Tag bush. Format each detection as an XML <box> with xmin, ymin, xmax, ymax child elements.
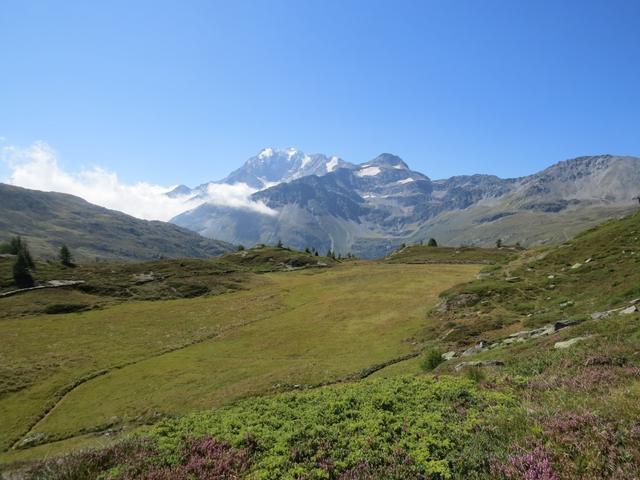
<box><xmin>420</xmin><ymin>349</ymin><xmax>444</xmax><ymax>371</ymax></box>
<box><xmin>44</xmin><ymin>304</ymin><xmax>90</xmax><ymax>315</ymax></box>
<box><xmin>145</xmin><ymin>376</ymin><xmax>504</xmax><ymax>479</ymax></box>
<box><xmin>465</xmin><ymin>367</ymin><xmax>486</xmax><ymax>383</ymax></box>
<box><xmin>427</xmin><ymin>238</ymin><xmax>438</xmax><ymax>247</ymax></box>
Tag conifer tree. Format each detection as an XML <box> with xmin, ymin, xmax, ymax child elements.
<box><xmin>59</xmin><ymin>244</ymin><xmax>73</xmax><ymax>266</ymax></box>
<box><xmin>13</xmin><ymin>250</ymin><xmax>34</xmax><ymax>288</ymax></box>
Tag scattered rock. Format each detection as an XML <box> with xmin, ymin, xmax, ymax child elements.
<box><xmin>131</xmin><ymin>272</ymin><xmax>155</xmax><ymax>284</ymax></box>
<box><xmin>559</xmin><ymin>301</ymin><xmax>574</xmax><ymax>309</ymax></box>
<box><xmin>554</xmin><ymin>336</ymin><xmax>589</xmax><ymax>349</ymax></box>
<box><xmin>18</xmin><ymin>432</ymin><xmax>45</xmax><ymax>448</ymax></box>
<box><xmin>461</xmin><ymin>340</ymin><xmax>490</xmax><ymax>357</ymax></box>
<box><xmin>570</xmin><ymin>263</ymin><xmax>582</xmax><ymax>269</ymax></box>
<box><xmin>585</xmin><ymin>257</ymin><xmax>593</xmax><ymax>263</ymax></box>
<box><xmin>505</xmin><ymin>276</ymin><xmax>521</xmax><ymax>282</ymax></box>
<box><xmin>620</xmin><ymin>305</ymin><xmax>638</xmax><ymax>315</ymax></box>
<box><xmin>584</xmin><ymin>355</ymin><xmax>626</xmax><ymax>367</ymax></box>
<box><xmin>451</xmin><ymin>293</ymin><xmax>481</xmax><ymax>308</ymax></box>
<box><xmin>547</xmin><ymin>274</ymin><xmax>555</xmax><ymax>279</ymax></box>
<box><xmin>455</xmin><ymin>360</ymin><xmax>504</xmax><ymax>372</ymax></box>
<box><xmin>553</xmin><ymin>319</ymin><xmax>580</xmax><ymax>330</ymax></box>
<box><xmin>441</xmin><ymin>351</ymin><xmax>457</xmax><ymax>361</ymax></box>
<box><xmin>46</xmin><ymin>279</ymin><xmax>85</xmax><ymax>287</ymax></box>
<box><xmin>630</xmin><ymin>298</ymin><xmax>640</xmax><ymax>305</ymax></box>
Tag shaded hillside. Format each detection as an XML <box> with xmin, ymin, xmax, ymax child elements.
<box><xmin>0</xmin><ymin>183</ymin><xmax>233</xmax><ymax>261</ymax></box>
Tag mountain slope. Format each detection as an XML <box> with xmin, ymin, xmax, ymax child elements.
<box><xmin>172</xmin><ymin>153</ymin><xmax>640</xmax><ymax>257</ymax></box>
<box><xmin>0</xmin><ymin>183</ymin><xmax>234</xmax><ymax>261</ymax></box>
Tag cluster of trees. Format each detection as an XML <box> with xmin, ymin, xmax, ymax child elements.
<box><xmin>400</xmin><ymin>238</ymin><xmax>438</xmax><ymax>251</ymax></box>
<box><xmin>0</xmin><ymin>237</ymin><xmax>74</xmax><ymax>288</ymax></box>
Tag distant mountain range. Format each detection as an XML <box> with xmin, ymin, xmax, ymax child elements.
<box><xmin>171</xmin><ymin>149</ymin><xmax>640</xmax><ymax>258</ymax></box>
<box><xmin>0</xmin><ymin>183</ymin><xmax>233</xmax><ymax>261</ymax></box>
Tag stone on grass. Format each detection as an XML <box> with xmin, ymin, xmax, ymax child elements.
<box><xmin>455</xmin><ymin>360</ymin><xmax>504</xmax><ymax>372</ymax></box>
<box><xmin>554</xmin><ymin>336</ymin><xmax>589</xmax><ymax>349</ymax></box>
<box><xmin>441</xmin><ymin>351</ymin><xmax>456</xmax><ymax>361</ymax></box>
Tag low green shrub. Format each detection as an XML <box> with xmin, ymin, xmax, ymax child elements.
<box><xmin>420</xmin><ymin>349</ymin><xmax>444</xmax><ymax>371</ymax></box>
<box><xmin>44</xmin><ymin>303</ymin><xmax>90</xmax><ymax>315</ymax></box>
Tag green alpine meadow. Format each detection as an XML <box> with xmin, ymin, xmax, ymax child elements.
<box><xmin>2</xmin><ymin>1</ymin><xmax>640</xmax><ymax>478</ymax></box>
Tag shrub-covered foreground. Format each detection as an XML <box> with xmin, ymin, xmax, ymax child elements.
<box><xmin>25</xmin><ymin>376</ymin><xmax>517</xmax><ymax>479</ymax></box>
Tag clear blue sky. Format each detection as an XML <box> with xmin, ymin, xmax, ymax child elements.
<box><xmin>1</xmin><ymin>0</ymin><xmax>639</xmax><ymax>186</ymax></box>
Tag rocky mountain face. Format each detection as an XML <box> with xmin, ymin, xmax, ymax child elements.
<box><xmin>0</xmin><ymin>183</ymin><xmax>234</xmax><ymax>261</ymax></box>
<box><xmin>171</xmin><ymin>151</ymin><xmax>640</xmax><ymax>258</ymax></box>
<box><xmin>168</xmin><ymin>148</ymin><xmax>352</xmax><ymax>199</ymax></box>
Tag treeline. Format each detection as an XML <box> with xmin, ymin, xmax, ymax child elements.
<box><xmin>1</xmin><ymin>236</ymin><xmax>75</xmax><ymax>288</ymax></box>
<box><xmin>237</xmin><ymin>240</ymin><xmax>358</xmax><ymax>261</ymax></box>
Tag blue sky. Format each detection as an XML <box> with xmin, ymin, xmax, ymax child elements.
<box><xmin>1</xmin><ymin>0</ymin><xmax>639</xmax><ymax>189</ymax></box>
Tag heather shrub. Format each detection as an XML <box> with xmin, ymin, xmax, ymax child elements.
<box><xmin>26</xmin><ymin>437</ymin><xmax>251</xmax><ymax>480</ymax></box>
<box><xmin>542</xmin><ymin>413</ymin><xmax>640</xmax><ymax>479</ymax></box>
<box><xmin>146</xmin><ymin>376</ymin><xmax>514</xmax><ymax>479</ymax></box>
<box><xmin>490</xmin><ymin>444</ymin><xmax>557</xmax><ymax>480</ymax></box>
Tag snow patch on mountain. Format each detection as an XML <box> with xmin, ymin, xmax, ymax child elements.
<box><xmin>396</xmin><ymin>177</ymin><xmax>415</xmax><ymax>184</ymax></box>
<box><xmin>258</xmin><ymin>148</ymin><xmax>274</xmax><ymax>159</ymax></box>
<box><xmin>356</xmin><ymin>166</ymin><xmax>381</xmax><ymax>177</ymax></box>
<box><xmin>301</xmin><ymin>154</ymin><xmax>312</xmax><ymax>169</ymax></box>
<box><xmin>326</xmin><ymin>156</ymin><xmax>339</xmax><ymax>172</ymax></box>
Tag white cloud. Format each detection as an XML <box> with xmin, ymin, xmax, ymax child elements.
<box><xmin>1</xmin><ymin>140</ymin><xmax>277</xmax><ymax>221</ymax></box>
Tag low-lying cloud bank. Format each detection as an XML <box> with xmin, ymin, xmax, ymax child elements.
<box><xmin>0</xmin><ymin>141</ymin><xmax>276</xmax><ymax>221</ymax></box>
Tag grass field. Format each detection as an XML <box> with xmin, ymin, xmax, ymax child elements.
<box><xmin>0</xmin><ymin>262</ymin><xmax>480</xmax><ymax>463</ymax></box>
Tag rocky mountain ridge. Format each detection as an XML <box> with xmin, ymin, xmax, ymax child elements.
<box><xmin>171</xmin><ymin>150</ymin><xmax>640</xmax><ymax>257</ymax></box>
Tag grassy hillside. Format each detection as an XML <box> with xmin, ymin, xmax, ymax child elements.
<box><xmin>385</xmin><ymin>244</ymin><xmax>517</xmax><ymax>265</ymax></box>
<box><xmin>0</xmin><ymin>183</ymin><xmax>233</xmax><ymax>261</ymax></box>
<box><xmin>0</xmin><ymin>246</ymin><xmax>336</xmax><ymax>318</ymax></box>
<box><xmin>2</xmin><ymin>211</ymin><xmax>640</xmax><ymax>478</ymax></box>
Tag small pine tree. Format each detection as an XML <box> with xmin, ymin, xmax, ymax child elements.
<box><xmin>59</xmin><ymin>244</ymin><xmax>73</xmax><ymax>266</ymax></box>
<box><xmin>13</xmin><ymin>250</ymin><xmax>34</xmax><ymax>288</ymax></box>
<box><xmin>276</xmin><ymin>239</ymin><xmax>284</xmax><ymax>248</ymax></box>
<box><xmin>9</xmin><ymin>236</ymin><xmax>23</xmax><ymax>254</ymax></box>
<box><xmin>427</xmin><ymin>238</ymin><xmax>438</xmax><ymax>247</ymax></box>
<box><xmin>496</xmin><ymin>239</ymin><xmax>502</xmax><ymax>248</ymax></box>
<box><xmin>9</xmin><ymin>236</ymin><xmax>35</xmax><ymax>269</ymax></box>
<box><xmin>314</xmin><ymin>251</ymin><xmax>319</xmax><ymax>257</ymax></box>
<box><xmin>237</xmin><ymin>244</ymin><xmax>245</xmax><ymax>251</ymax></box>
<box><xmin>304</xmin><ymin>247</ymin><xmax>311</xmax><ymax>254</ymax></box>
